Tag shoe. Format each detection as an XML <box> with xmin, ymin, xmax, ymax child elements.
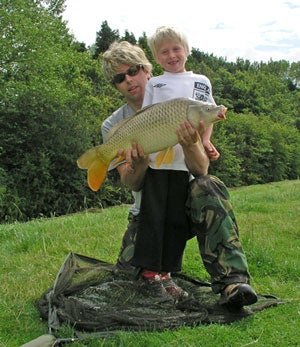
<box><xmin>159</xmin><ymin>273</ymin><xmax>189</xmax><ymax>300</ymax></box>
<box><xmin>136</xmin><ymin>276</ymin><xmax>173</xmax><ymax>303</ymax></box>
<box><xmin>162</xmin><ymin>278</ymin><xmax>189</xmax><ymax>300</ymax></box>
<box><xmin>219</xmin><ymin>283</ymin><xmax>258</xmax><ymax>309</ymax></box>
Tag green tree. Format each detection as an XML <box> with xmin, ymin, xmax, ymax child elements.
<box><xmin>121</xmin><ymin>30</ymin><xmax>137</xmax><ymax>44</ymax></box>
<box><xmin>93</xmin><ymin>20</ymin><xmax>119</xmax><ymax>59</ymax></box>
<box><xmin>0</xmin><ymin>0</ymin><xmax>106</xmax><ymax>221</ymax></box>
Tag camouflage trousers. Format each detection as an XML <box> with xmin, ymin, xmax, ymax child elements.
<box><xmin>116</xmin><ymin>175</ymin><xmax>251</xmax><ymax>293</ymax></box>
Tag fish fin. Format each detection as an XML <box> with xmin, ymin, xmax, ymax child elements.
<box><xmin>110</xmin><ymin>154</ymin><xmax>126</xmax><ymax>168</ymax></box>
<box><xmin>106</xmin><ymin>115</ymin><xmax>136</xmax><ymax>140</ymax></box>
<box><xmin>155</xmin><ymin>147</ymin><xmax>175</xmax><ymax>168</ymax></box>
<box><xmin>87</xmin><ymin>159</ymin><xmax>110</xmax><ymax>191</ymax></box>
<box><xmin>106</xmin><ymin>104</ymin><xmax>158</xmax><ymax>140</ymax></box>
<box><xmin>77</xmin><ymin>147</ymin><xmax>98</xmax><ymax>169</ymax></box>
<box><xmin>77</xmin><ymin>146</ymin><xmax>110</xmax><ymax>191</ymax></box>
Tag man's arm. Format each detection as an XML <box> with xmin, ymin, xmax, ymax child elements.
<box><xmin>177</xmin><ymin>120</ymin><xmax>210</xmax><ymax>176</ymax></box>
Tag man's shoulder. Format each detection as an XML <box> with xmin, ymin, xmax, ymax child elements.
<box><xmin>103</xmin><ymin>104</ymin><xmax>133</xmax><ymax>127</ymax></box>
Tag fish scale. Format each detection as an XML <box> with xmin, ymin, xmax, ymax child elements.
<box><xmin>77</xmin><ymin>98</ymin><xmax>227</xmax><ymax>191</ymax></box>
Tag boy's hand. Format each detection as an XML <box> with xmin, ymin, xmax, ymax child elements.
<box><xmin>202</xmin><ymin>140</ymin><xmax>220</xmax><ymax>161</ymax></box>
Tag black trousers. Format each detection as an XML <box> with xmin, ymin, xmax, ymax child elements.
<box><xmin>132</xmin><ymin>168</ymin><xmax>190</xmax><ymax>272</ymax></box>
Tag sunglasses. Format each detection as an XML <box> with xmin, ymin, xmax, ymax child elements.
<box><xmin>112</xmin><ymin>65</ymin><xmax>144</xmax><ymax>84</ymax></box>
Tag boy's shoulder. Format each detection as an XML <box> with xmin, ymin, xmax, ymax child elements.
<box><xmin>150</xmin><ymin>71</ymin><xmax>210</xmax><ymax>80</ymax></box>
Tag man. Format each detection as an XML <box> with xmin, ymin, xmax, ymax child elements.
<box><xmin>101</xmin><ymin>41</ymin><xmax>257</xmax><ymax>309</ymax></box>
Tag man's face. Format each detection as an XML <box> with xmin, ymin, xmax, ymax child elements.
<box><xmin>114</xmin><ymin>64</ymin><xmax>150</xmax><ymax>109</ymax></box>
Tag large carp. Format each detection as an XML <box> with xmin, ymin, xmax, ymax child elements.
<box><xmin>77</xmin><ymin>97</ymin><xmax>227</xmax><ymax>191</ymax></box>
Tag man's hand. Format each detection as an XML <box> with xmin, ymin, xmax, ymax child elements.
<box><xmin>177</xmin><ymin>120</ymin><xmax>202</xmax><ymax>147</ymax></box>
<box><xmin>118</xmin><ymin>143</ymin><xmax>148</xmax><ymax>173</ymax></box>
<box><xmin>176</xmin><ymin>120</ymin><xmax>209</xmax><ymax>176</ymax></box>
<box><xmin>181</xmin><ymin>120</ymin><xmax>220</xmax><ymax>161</ymax></box>
<box><xmin>117</xmin><ymin>143</ymin><xmax>149</xmax><ymax>191</ymax></box>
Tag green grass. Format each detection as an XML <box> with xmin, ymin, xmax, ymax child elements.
<box><xmin>0</xmin><ymin>180</ymin><xmax>299</xmax><ymax>346</ymax></box>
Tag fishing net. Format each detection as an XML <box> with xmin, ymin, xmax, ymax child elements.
<box><xmin>35</xmin><ymin>253</ymin><xmax>283</xmax><ymax>335</ymax></box>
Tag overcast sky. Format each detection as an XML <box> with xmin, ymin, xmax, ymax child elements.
<box><xmin>62</xmin><ymin>0</ymin><xmax>300</xmax><ymax>63</ymax></box>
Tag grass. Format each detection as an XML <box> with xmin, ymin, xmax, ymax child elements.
<box><xmin>0</xmin><ymin>180</ymin><xmax>299</xmax><ymax>346</ymax></box>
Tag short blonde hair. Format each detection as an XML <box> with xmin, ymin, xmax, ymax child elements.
<box><xmin>102</xmin><ymin>41</ymin><xmax>152</xmax><ymax>82</ymax></box>
<box><xmin>147</xmin><ymin>26</ymin><xmax>190</xmax><ymax>59</ymax></box>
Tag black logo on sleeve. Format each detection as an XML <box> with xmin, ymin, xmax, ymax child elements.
<box><xmin>193</xmin><ymin>82</ymin><xmax>210</xmax><ymax>101</ymax></box>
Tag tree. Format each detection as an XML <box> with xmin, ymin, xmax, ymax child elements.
<box><xmin>0</xmin><ymin>0</ymin><xmax>106</xmax><ymax>221</ymax></box>
<box><xmin>121</xmin><ymin>30</ymin><xmax>137</xmax><ymax>44</ymax></box>
<box><xmin>93</xmin><ymin>21</ymin><xmax>119</xmax><ymax>58</ymax></box>
<box><xmin>40</xmin><ymin>0</ymin><xmax>66</xmax><ymax>16</ymax></box>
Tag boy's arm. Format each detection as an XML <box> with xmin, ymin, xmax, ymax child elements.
<box><xmin>201</xmin><ymin>124</ymin><xmax>220</xmax><ymax>161</ymax></box>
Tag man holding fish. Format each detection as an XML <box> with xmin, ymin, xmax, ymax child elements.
<box><xmin>82</xmin><ymin>37</ymin><xmax>257</xmax><ymax>309</ymax></box>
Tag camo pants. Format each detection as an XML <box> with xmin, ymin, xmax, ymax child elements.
<box><xmin>116</xmin><ymin>175</ymin><xmax>251</xmax><ymax>293</ymax></box>
<box><xmin>116</xmin><ymin>213</ymin><xmax>140</xmax><ymax>276</ymax></box>
<box><xmin>186</xmin><ymin>175</ymin><xmax>250</xmax><ymax>293</ymax></box>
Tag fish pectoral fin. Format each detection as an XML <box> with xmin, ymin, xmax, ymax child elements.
<box><xmin>112</xmin><ymin>154</ymin><xmax>126</xmax><ymax>166</ymax></box>
<box><xmin>155</xmin><ymin>147</ymin><xmax>175</xmax><ymax>168</ymax></box>
<box><xmin>87</xmin><ymin>159</ymin><xmax>110</xmax><ymax>191</ymax></box>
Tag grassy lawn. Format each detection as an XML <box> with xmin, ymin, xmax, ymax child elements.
<box><xmin>0</xmin><ymin>180</ymin><xmax>299</xmax><ymax>346</ymax></box>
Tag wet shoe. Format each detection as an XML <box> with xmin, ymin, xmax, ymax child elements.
<box><xmin>136</xmin><ymin>277</ymin><xmax>173</xmax><ymax>303</ymax></box>
<box><xmin>162</xmin><ymin>278</ymin><xmax>189</xmax><ymax>300</ymax></box>
<box><xmin>219</xmin><ymin>283</ymin><xmax>258</xmax><ymax>309</ymax></box>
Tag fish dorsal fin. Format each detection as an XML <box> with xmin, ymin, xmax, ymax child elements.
<box><xmin>106</xmin><ymin>114</ymin><xmax>136</xmax><ymax>140</ymax></box>
<box><xmin>106</xmin><ymin>104</ymin><xmax>157</xmax><ymax>140</ymax></box>
<box><xmin>155</xmin><ymin>147</ymin><xmax>175</xmax><ymax>168</ymax></box>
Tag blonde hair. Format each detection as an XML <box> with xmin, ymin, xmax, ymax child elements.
<box><xmin>147</xmin><ymin>26</ymin><xmax>190</xmax><ymax>59</ymax></box>
<box><xmin>102</xmin><ymin>41</ymin><xmax>152</xmax><ymax>82</ymax></box>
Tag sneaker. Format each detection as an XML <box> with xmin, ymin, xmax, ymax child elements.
<box><xmin>162</xmin><ymin>278</ymin><xmax>189</xmax><ymax>299</ymax></box>
<box><xmin>219</xmin><ymin>283</ymin><xmax>258</xmax><ymax>309</ymax></box>
<box><xmin>141</xmin><ymin>270</ymin><xmax>162</xmax><ymax>281</ymax></box>
<box><xmin>136</xmin><ymin>276</ymin><xmax>173</xmax><ymax>303</ymax></box>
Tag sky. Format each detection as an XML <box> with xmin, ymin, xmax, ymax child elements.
<box><xmin>62</xmin><ymin>0</ymin><xmax>300</xmax><ymax>63</ymax></box>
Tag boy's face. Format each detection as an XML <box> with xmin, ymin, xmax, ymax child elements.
<box><xmin>155</xmin><ymin>40</ymin><xmax>188</xmax><ymax>73</ymax></box>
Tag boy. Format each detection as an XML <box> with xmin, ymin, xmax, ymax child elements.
<box><xmin>132</xmin><ymin>26</ymin><xmax>219</xmax><ymax>283</ymax></box>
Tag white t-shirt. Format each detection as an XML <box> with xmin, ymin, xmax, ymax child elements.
<box><xmin>142</xmin><ymin>71</ymin><xmax>215</xmax><ymax>171</ymax></box>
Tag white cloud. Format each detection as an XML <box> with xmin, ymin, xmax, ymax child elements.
<box><xmin>62</xmin><ymin>0</ymin><xmax>300</xmax><ymax>63</ymax></box>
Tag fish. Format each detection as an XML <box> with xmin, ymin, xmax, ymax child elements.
<box><xmin>77</xmin><ymin>97</ymin><xmax>227</xmax><ymax>191</ymax></box>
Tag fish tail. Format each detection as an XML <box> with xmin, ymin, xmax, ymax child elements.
<box><xmin>77</xmin><ymin>147</ymin><xmax>110</xmax><ymax>191</ymax></box>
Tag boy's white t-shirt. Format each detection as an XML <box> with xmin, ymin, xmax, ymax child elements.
<box><xmin>142</xmin><ymin>71</ymin><xmax>215</xmax><ymax>171</ymax></box>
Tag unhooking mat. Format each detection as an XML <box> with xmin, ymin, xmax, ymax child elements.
<box><xmin>35</xmin><ymin>253</ymin><xmax>284</xmax><ymax>334</ymax></box>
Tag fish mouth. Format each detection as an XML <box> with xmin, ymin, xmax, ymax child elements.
<box><xmin>217</xmin><ymin>105</ymin><xmax>227</xmax><ymax>120</ymax></box>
